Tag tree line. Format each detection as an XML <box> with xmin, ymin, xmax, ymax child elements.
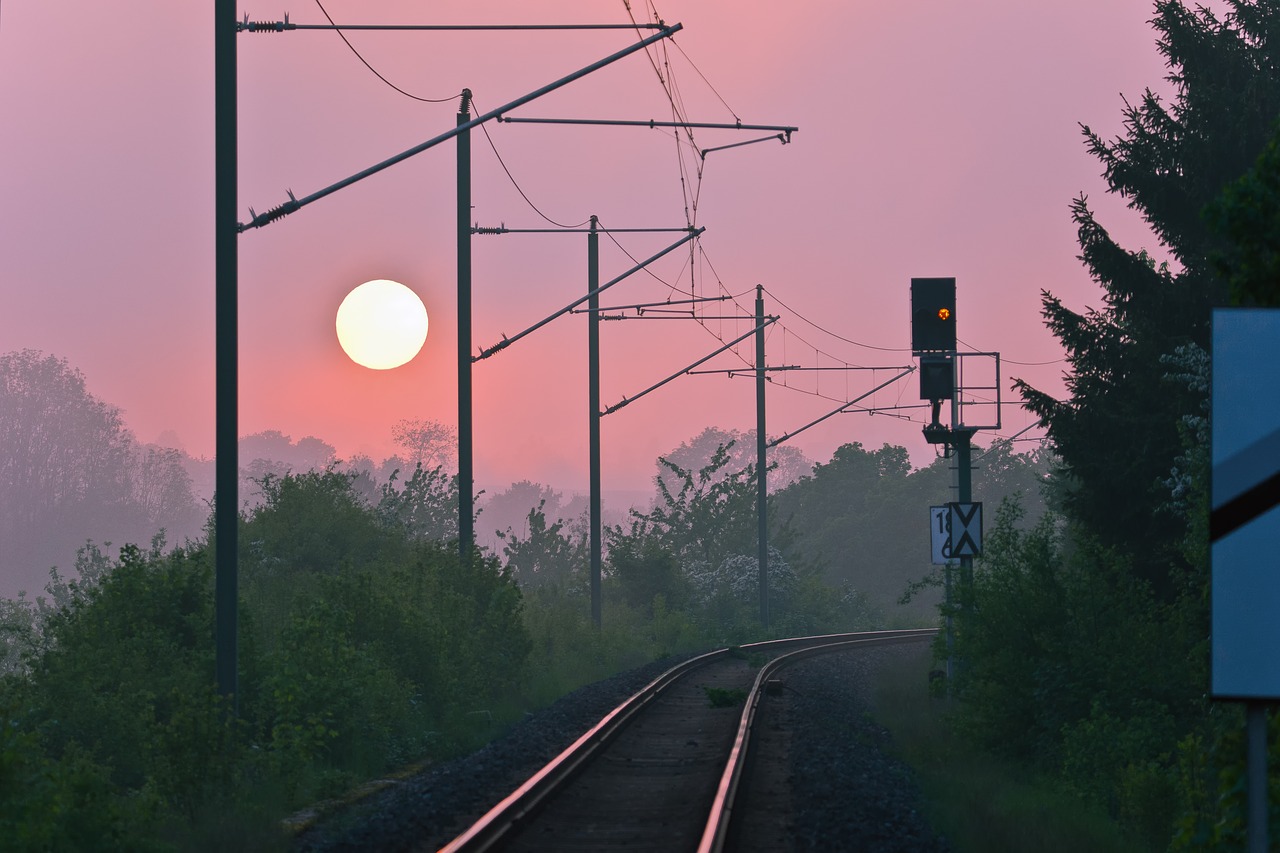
<box><xmin>0</xmin><ymin>351</ymin><xmax>1048</xmax><ymax>848</ymax></box>
<box><xmin>945</xmin><ymin>2</ymin><xmax>1280</xmax><ymax>848</ymax></box>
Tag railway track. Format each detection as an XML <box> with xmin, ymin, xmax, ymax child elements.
<box><xmin>438</xmin><ymin>628</ymin><xmax>936</xmax><ymax>853</ymax></box>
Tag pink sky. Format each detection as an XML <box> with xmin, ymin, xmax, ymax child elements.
<box><xmin>0</xmin><ymin>1</ymin><xmax>1178</xmax><ymax>494</ymax></box>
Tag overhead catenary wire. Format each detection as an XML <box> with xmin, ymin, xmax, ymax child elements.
<box><xmin>313</xmin><ymin>0</ymin><xmax>459</xmax><ymax>103</ymax></box>
<box><xmin>303</xmin><ymin>0</ymin><xmax>929</xmax><ymax>430</ymax></box>
<box><xmin>471</xmin><ymin>96</ymin><xmax>591</xmax><ymax>229</ymax></box>
<box><xmin>957</xmin><ymin>336</ymin><xmax>1064</xmax><ymax>366</ymax></box>
<box><xmin>249</xmin><ymin>2</ymin><xmax>948</xmax><ymax>443</ymax></box>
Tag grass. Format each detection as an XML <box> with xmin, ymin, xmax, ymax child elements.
<box><xmin>704</xmin><ymin>686</ymin><xmax>748</xmax><ymax>708</ymax></box>
<box><xmin>869</xmin><ymin>645</ymin><xmax>1151</xmax><ymax>853</ymax></box>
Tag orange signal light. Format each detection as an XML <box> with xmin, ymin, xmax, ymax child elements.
<box><xmin>937</xmin><ymin>307</ymin><xmax>952</xmax><ymax>321</ymax></box>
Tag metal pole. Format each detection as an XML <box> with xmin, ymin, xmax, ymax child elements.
<box><xmin>944</xmin><ymin>560</ymin><xmax>954</xmax><ymax>682</ymax></box>
<box><xmin>588</xmin><ymin>217</ymin><xmax>602</xmax><ymax>628</ymax></box>
<box><xmin>214</xmin><ymin>0</ymin><xmax>238</xmax><ymax>712</ymax></box>
<box><xmin>457</xmin><ymin>91</ymin><xmax>474</xmax><ymax>563</ymax></box>
<box><xmin>956</xmin><ymin>428</ymin><xmax>974</xmax><ymax>617</ymax></box>
<box><xmin>755</xmin><ymin>285</ymin><xmax>769</xmax><ymax>629</ymax></box>
<box><xmin>1248</xmin><ymin>702</ymin><xmax>1269</xmax><ymax>853</ymax></box>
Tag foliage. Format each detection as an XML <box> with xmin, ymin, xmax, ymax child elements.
<box><xmin>391</xmin><ymin>417</ymin><xmax>457</xmax><ymax>472</ymax></box>
<box><xmin>703</xmin><ymin>686</ymin><xmax>747</xmax><ymax>708</ymax></box>
<box><xmin>636</xmin><ymin>441</ymin><xmax>760</xmax><ymax>570</ymax></box>
<box><xmin>1015</xmin><ymin>0</ymin><xmax>1280</xmax><ymax>593</ymax></box>
<box><xmin>1207</xmin><ymin>119</ymin><xmax>1280</xmax><ymax>306</ymax></box>
<box><xmin>0</xmin><ymin>468</ymin><xmax>529</xmax><ymax>848</ymax></box>
<box><xmin>0</xmin><ymin>350</ymin><xmax>203</xmax><ymax>598</ymax></box>
<box><xmin>951</xmin><ymin>498</ymin><xmax>1197</xmax><ymax>847</ymax></box>
<box><xmin>773</xmin><ymin>440</ymin><xmax>1049</xmax><ymax>624</ymax></box>
<box><xmin>376</xmin><ymin>462</ymin><xmax>462</xmax><ymax>544</ymax></box>
<box><xmin>597</xmin><ymin>434</ymin><xmax>889</xmax><ymax>640</ymax></box>
<box><xmin>656</xmin><ymin>426</ymin><xmax>813</xmax><ymax>493</ymax></box>
<box><xmin>1168</xmin><ymin>707</ymin><xmax>1280</xmax><ymax>851</ymax></box>
<box><xmin>0</xmin><ymin>710</ymin><xmax>160</xmax><ymax>853</ymax></box>
<box><xmin>498</xmin><ymin>500</ymin><xmax>588</xmax><ymax>592</ymax></box>
<box><xmin>872</xmin><ymin>648</ymin><xmax>1146</xmax><ymax>853</ymax></box>
<box><xmin>946</xmin><ymin>4</ymin><xmax>1280</xmax><ymax>846</ymax></box>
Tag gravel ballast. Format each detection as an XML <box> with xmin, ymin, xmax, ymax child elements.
<box><xmin>294</xmin><ymin>642</ymin><xmax>946</xmax><ymax>852</ymax></box>
<box><xmin>780</xmin><ymin>643</ymin><xmax>950</xmax><ymax>852</ymax></box>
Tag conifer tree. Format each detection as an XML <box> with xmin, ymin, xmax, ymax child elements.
<box><xmin>1016</xmin><ymin>0</ymin><xmax>1280</xmax><ymax>592</ymax></box>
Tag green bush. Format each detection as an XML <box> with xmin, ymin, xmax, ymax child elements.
<box><xmin>0</xmin><ymin>469</ymin><xmax>534</xmax><ymax>848</ymax></box>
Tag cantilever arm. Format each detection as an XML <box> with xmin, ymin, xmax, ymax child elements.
<box><xmin>238</xmin><ymin>23</ymin><xmax>682</xmax><ymax>231</ymax></box>
<box><xmin>474</xmin><ymin>228</ymin><xmax>704</xmax><ymax>361</ymax></box>
<box><xmin>769</xmin><ymin>367</ymin><xmax>916</xmax><ymax>446</ymax></box>
<box><xmin>603</xmin><ymin>317</ymin><xmax>777</xmax><ymax>415</ymax></box>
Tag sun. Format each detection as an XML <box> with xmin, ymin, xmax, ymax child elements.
<box><xmin>336</xmin><ymin>279</ymin><xmax>429</xmax><ymax>370</ymax></box>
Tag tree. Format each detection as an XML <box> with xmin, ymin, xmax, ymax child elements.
<box><xmin>1207</xmin><ymin>121</ymin><xmax>1280</xmax><ymax>305</ymax></box>
<box><xmin>483</xmin><ymin>480</ymin><xmax>563</xmax><ymax>553</ymax></box>
<box><xmin>636</xmin><ymin>442</ymin><xmax>759</xmax><ymax>571</ymax></box>
<box><xmin>1015</xmin><ymin>0</ymin><xmax>1280</xmax><ymax>593</ymax></box>
<box><xmin>376</xmin><ymin>463</ymin><xmax>461</xmax><ymax>544</ymax></box>
<box><xmin>238</xmin><ymin>431</ymin><xmax>337</xmax><ymax>509</ymax></box>
<box><xmin>498</xmin><ymin>501</ymin><xmax>587</xmax><ymax>591</ymax></box>
<box><xmin>953</xmin><ymin>5</ymin><xmax>1280</xmax><ymax>842</ymax></box>
<box><xmin>0</xmin><ymin>351</ymin><xmax>202</xmax><ymax>597</ymax></box>
<box><xmin>771</xmin><ymin>441</ymin><xmax>1048</xmax><ymax>623</ymax></box>
<box><xmin>391</xmin><ymin>418</ymin><xmax>457</xmax><ymax>472</ymax></box>
<box><xmin>131</xmin><ymin>444</ymin><xmax>202</xmax><ymax>537</ymax></box>
<box><xmin>655</xmin><ymin>427</ymin><xmax>812</xmax><ymax>498</ymax></box>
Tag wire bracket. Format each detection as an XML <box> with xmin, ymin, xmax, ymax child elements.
<box><xmin>239</xmin><ymin>13</ymin><xmax>294</xmax><ymax>33</ymax></box>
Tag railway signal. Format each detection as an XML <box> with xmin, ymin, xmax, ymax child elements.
<box><xmin>910</xmin><ymin>277</ymin><xmax>956</xmax><ymax>354</ymax></box>
<box><xmin>912</xmin><ymin>276</ymin><xmax>998</xmax><ymax>688</ymax></box>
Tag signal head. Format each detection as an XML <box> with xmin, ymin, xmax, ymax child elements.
<box><xmin>910</xmin><ymin>277</ymin><xmax>957</xmax><ymax>353</ymax></box>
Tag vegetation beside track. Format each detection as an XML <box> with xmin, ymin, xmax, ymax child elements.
<box><xmin>871</xmin><ymin>645</ymin><xmax>1145</xmax><ymax>853</ymax></box>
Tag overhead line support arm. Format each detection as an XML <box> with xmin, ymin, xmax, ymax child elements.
<box><xmin>769</xmin><ymin>367</ymin><xmax>916</xmax><ymax>447</ymax></box>
<box><xmin>603</xmin><ymin>317</ymin><xmax>778</xmax><ymax>415</ymax></box>
<box><xmin>238</xmin><ymin>23</ymin><xmax>682</xmax><ymax>231</ymax></box>
<box><xmin>498</xmin><ymin>116</ymin><xmax>797</xmax><ymax>141</ymax></box>
<box><xmin>473</xmin><ymin>227</ymin><xmax>705</xmax><ymax>360</ymax></box>
<box><xmin>240</xmin><ymin>17</ymin><xmax>665</xmax><ymax>32</ymax></box>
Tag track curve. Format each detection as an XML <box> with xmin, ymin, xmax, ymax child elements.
<box><xmin>439</xmin><ymin>629</ymin><xmax>935</xmax><ymax>853</ymax></box>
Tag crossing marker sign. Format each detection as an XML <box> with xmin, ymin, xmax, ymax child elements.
<box><xmin>947</xmin><ymin>502</ymin><xmax>983</xmax><ymax>558</ymax></box>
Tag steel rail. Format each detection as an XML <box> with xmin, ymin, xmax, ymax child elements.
<box><xmin>698</xmin><ymin>628</ymin><xmax>938</xmax><ymax>853</ymax></box>
<box><xmin>438</xmin><ymin>628</ymin><xmax>936</xmax><ymax>853</ymax></box>
<box><xmin>437</xmin><ymin>645</ymin><xmax>731</xmax><ymax>852</ymax></box>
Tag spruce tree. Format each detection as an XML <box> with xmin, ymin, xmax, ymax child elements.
<box><xmin>1016</xmin><ymin>0</ymin><xmax>1280</xmax><ymax>594</ymax></box>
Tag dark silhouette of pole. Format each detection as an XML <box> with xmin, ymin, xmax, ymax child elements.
<box><xmin>955</xmin><ymin>426</ymin><xmax>975</xmax><ymax>615</ymax></box>
<box><xmin>457</xmin><ymin>90</ymin><xmax>474</xmax><ymax>562</ymax></box>
<box><xmin>214</xmin><ymin>0</ymin><xmax>238</xmax><ymax>712</ymax></box>
<box><xmin>470</xmin><ymin>222</ymin><xmax>695</xmax><ymax>630</ymax></box>
<box><xmin>588</xmin><ymin>217</ymin><xmax>602</xmax><ymax>628</ymax></box>
<box><xmin>755</xmin><ymin>285</ymin><xmax>769</xmax><ymax>629</ymax></box>
<box><xmin>1248</xmin><ymin>703</ymin><xmax>1268</xmax><ymax>853</ymax></box>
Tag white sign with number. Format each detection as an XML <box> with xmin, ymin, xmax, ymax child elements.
<box><xmin>930</xmin><ymin>505</ymin><xmax>954</xmax><ymax>565</ymax></box>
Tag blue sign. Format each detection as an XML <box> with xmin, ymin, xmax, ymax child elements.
<box><xmin>1211</xmin><ymin>309</ymin><xmax>1280</xmax><ymax>700</ymax></box>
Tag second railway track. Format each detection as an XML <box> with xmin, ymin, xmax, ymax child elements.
<box><xmin>439</xmin><ymin>628</ymin><xmax>936</xmax><ymax>853</ymax></box>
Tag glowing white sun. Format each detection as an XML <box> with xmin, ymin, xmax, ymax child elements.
<box><xmin>336</xmin><ymin>279</ymin><xmax>429</xmax><ymax>370</ymax></box>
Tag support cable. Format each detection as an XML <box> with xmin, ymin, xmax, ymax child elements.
<box><xmin>312</xmin><ymin>0</ymin><xmax>457</xmax><ymax>102</ymax></box>
<box><xmin>473</xmin><ymin>96</ymin><xmax>591</xmax><ymax>229</ymax></box>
